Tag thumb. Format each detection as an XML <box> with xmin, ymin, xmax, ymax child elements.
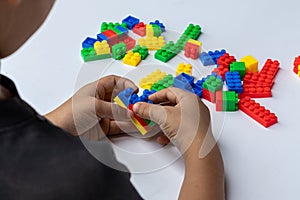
<box><xmin>132</xmin><ymin>102</ymin><xmax>167</xmax><ymax>126</ymax></box>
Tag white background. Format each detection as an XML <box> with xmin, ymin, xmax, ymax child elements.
<box><xmin>2</xmin><ymin>0</ymin><xmax>300</xmax><ymax>199</ymax></box>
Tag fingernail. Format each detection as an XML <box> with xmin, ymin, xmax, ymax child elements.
<box><xmin>127</xmin><ymin>110</ymin><xmax>134</xmax><ymax>118</ymax></box>
<box><xmin>132</xmin><ymin>103</ymin><xmax>139</xmax><ymax>113</ymax></box>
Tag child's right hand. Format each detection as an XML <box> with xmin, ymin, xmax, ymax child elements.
<box><xmin>133</xmin><ymin>87</ymin><xmax>212</xmax><ymax>156</ymax></box>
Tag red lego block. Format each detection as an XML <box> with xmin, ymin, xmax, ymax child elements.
<box><xmin>215</xmin><ymin>90</ymin><xmax>223</xmax><ymax>111</ymax></box>
<box><xmin>102</xmin><ymin>30</ymin><xmax>118</xmax><ymax>44</ymax></box>
<box><xmin>128</xmin><ymin>104</ymin><xmax>151</xmax><ymax>132</ymax></box>
<box><xmin>293</xmin><ymin>56</ymin><xmax>300</xmax><ymax>74</ymax></box>
<box><xmin>202</xmin><ymin>88</ymin><xmax>216</xmax><ymax>103</ymax></box>
<box><xmin>122</xmin><ymin>35</ymin><xmax>136</xmax><ymax>51</ymax></box>
<box><xmin>184</xmin><ymin>42</ymin><xmax>200</xmax><ymax>59</ymax></box>
<box><xmin>238</xmin><ymin>96</ymin><xmax>278</xmax><ymax>128</ymax></box>
<box><xmin>259</xmin><ymin>59</ymin><xmax>280</xmax><ymax>82</ymax></box>
<box><xmin>212</xmin><ymin>65</ymin><xmax>229</xmax><ymax>80</ymax></box>
<box><xmin>217</xmin><ymin>53</ymin><xmax>236</xmax><ymax>68</ymax></box>
<box><xmin>239</xmin><ymin>83</ymin><xmax>272</xmax><ymax>99</ymax></box>
<box><xmin>133</xmin><ymin>22</ymin><xmax>146</xmax><ymax>37</ymax></box>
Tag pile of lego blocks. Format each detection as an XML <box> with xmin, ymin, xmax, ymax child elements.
<box><xmin>293</xmin><ymin>56</ymin><xmax>300</xmax><ymax>77</ymax></box>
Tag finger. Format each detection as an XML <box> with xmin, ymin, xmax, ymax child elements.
<box><xmin>95</xmin><ymin>75</ymin><xmax>138</xmax><ymax>99</ymax></box>
<box><xmin>95</xmin><ymin>99</ymin><xmax>133</xmax><ymax>121</ymax></box>
<box><xmin>156</xmin><ymin>134</ymin><xmax>170</xmax><ymax>145</ymax></box>
<box><xmin>149</xmin><ymin>87</ymin><xmax>187</xmax><ymax>104</ymax></box>
<box><xmin>107</xmin><ymin>121</ymin><xmax>138</xmax><ymax>135</ymax></box>
<box><xmin>132</xmin><ymin>102</ymin><xmax>167</xmax><ymax>126</ymax></box>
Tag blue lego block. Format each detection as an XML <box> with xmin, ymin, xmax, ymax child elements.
<box><xmin>115</xmin><ymin>25</ymin><xmax>129</xmax><ymax>35</ymax></box>
<box><xmin>97</xmin><ymin>33</ymin><xmax>109</xmax><ymax>42</ymax></box>
<box><xmin>225</xmin><ymin>71</ymin><xmax>243</xmax><ymax>94</ymax></box>
<box><xmin>150</xmin><ymin>20</ymin><xmax>166</xmax><ymax>32</ymax></box>
<box><xmin>129</xmin><ymin>90</ymin><xmax>155</xmax><ymax>104</ymax></box>
<box><xmin>122</xmin><ymin>15</ymin><xmax>140</xmax><ymax>30</ymax></box>
<box><xmin>174</xmin><ymin>73</ymin><xmax>194</xmax><ymax>92</ymax></box>
<box><xmin>208</xmin><ymin>49</ymin><xmax>226</xmax><ymax>64</ymax></box>
<box><xmin>82</xmin><ymin>37</ymin><xmax>98</xmax><ymax>49</ymax></box>
<box><xmin>117</xmin><ymin>88</ymin><xmax>135</xmax><ymax>107</ymax></box>
<box><xmin>200</xmin><ymin>52</ymin><xmax>215</xmax><ymax>66</ymax></box>
<box><xmin>211</xmin><ymin>72</ymin><xmax>224</xmax><ymax>81</ymax></box>
<box><xmin>192</xmin><ymin>82</ymin><xmax>203</xmax><ymax>98</ymax></box>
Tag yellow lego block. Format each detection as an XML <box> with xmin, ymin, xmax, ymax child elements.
<box><xmin>146</xmin><ymin>24</ymin><xmax>154</xmax><ymax>37</ymax></box>
<box><xmin>94</xmin><ymin>40</ymin><xmax>110</xmax><ymax>55</ymax></box>
<box><xmin>187</xmin><ymin>39</ymin><xmax>202</xmax><ymax>53</ymax></box>
<box><xmin>298</xmin><ymin>65</ymin><xmax>300</xmax><ymax>77</ymax></box>
<box><xmin>123</xmin><ymin>51</ymin><xmax>142</xmax><ymax>67</ymax></box>
<box><xmin>240</xmin><ymin>55</ymin><xmax>259</xmax><ymax>73</ymax></box>
<box><xmin>138</xmin><ymin>36</ymin><xmax>166</xmax><ymax>50</ymax></box>
<box><xmin>176</xmin><ymin>63</ymin><xmax>192</xmax><ymax>76</ymax></box>
<box><xmin>139</xmin><ymin>69</ymin><xmax>167</xmax><ymax>90</ymax></box>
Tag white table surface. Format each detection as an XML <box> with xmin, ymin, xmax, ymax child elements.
<box><xmin>2</xmin><ymin>0</ymin><xmax>300</xmax><ymax>199</ymax></box>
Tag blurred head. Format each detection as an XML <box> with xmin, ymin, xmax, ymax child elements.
<box><xmin>0</xmin><ymin>0</ymin><xmax>55</xmax><ymax>58</ymax></box>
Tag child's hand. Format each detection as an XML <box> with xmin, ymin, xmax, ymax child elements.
<box><xmin>45</xmin><ymin>75</ymin><xmax>138</xmax><ymax>140</ymax></box>
<box><xmin>132</xmin><ymin>87</ymin><xmax>211</xmax><ymax>156</ymax></box>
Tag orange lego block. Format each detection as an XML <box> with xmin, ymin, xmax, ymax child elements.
<box><xmin>139</xmin><ymin>69</ymin><xmax>167</xmax><ymax>90</ymax></box>
<box><xmin>176</xmin><ymin>63</ymin><xmax>193</xmax><ymax>76</ymax></box>
<box><xmin>94</xmin><ymin>40</ymin><xmax>110</xmax><ymax>55</ymax></box>
<box><xmin>138</xmin><ymin>36</ymin><xmax>165</xmax><ymax>50</ymax></box>
<box><xmin>123</xmin><ymin>51</ymin><xmax>142</xmax><ymax>67</ymax></box>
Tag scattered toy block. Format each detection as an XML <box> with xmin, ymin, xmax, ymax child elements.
<box><xmin>123</xmin><ymin>51</ymin><xmax>142</xmax><ymax>67</ymax></box>
<box><xmin>212</xmin><ymin>65</ymin><xmax>229</xmax><ymax>80</ymax></box>
<box><xmin>259</xmin><ymin>59</ymin><xmax>280</xmax><ymax>82</ymax></box>
<box><xmin>225</xmin><ymin>71</ymin><xmax>243</xmax><ymax>94</ymax></box>
<box><xmin>121</xmin><ymin>35</ymin><xmax>136</xmax><ymax>51</ymax></box>
<box><xmin>208</xmin><ymin>49</ymin><xmax>227</xmax><ymax>64</ymax></box>
<box><xmin>176</xmin><ymin>63</ymin><xmax>192</xmax><ymax>76</ymax></box>
<box><xmin>183</xmin><ymin>24</ymin><xmax>202</xmax><ymax>40</ymax></box>
<box><xmin>200</xmin><ymin>52</ymin><xmax>215</xmax><ymax>66</ymax></box>
<box><xmin>112</xmin><ymin>42</ymin><xmax>127</xmax><ymax>60</ymax></box>
<box><xmin>239</xmin><ymin>83</ymin><xmax>272</xmax><ymax>99</ymax></box>
<box><xmin>132</xmin><ymin>45</ymin><xmax>149</xmax><ymax>60</ymax></box>
<box><xmin>101</xmin><ymin>22</ymin><xmax>127</xmax><ymax>32</ymax></box>
<box><xmin>133</xmin><ymin>22</ymin><xmax>146</xmax><ymax>37</ymax></box>
<box><xmin>81</xmin><ymin>47</ymin><xmax>110</xmax><ymax>62</ymax></box>
<box><xmin>139</xmin><ymin>69</ymin><xmax>167</xmax><ymax>90</ymax></box>
<box><xmin>238</xmin><ymin>96</ymin><xmax>278</xmax><ymax>128</ymax></box>
<box><xmin>94</xmin><ymin>40</ymin><xmax>110</xmax><ymax>55</ymax></box>
<box><xmin>203</xmin><ymin>75</ymin><xmax>223</xmax><ymax>93</ymax></box>
<box><xmin>230</xmin><ymin>62</ymin><xmax>246</xmax><ymax>80</ymax></box>
<box><xmin>293</xmin><ymin>56</ymin><xmax>300</xmax><ymax>74</ymax></box>
<box><xmin>122</xmin><ymin>15</ymin><xmax>140</xmax><ymax>30</ymax></box>
<box><xmin>151</xmin><ymin>74</ymin><xmax>174</xmax><ymax>91</ymax></box>
<box><xmin>150</xmin><ymin>20</ymin><xmax>165</xmax><ymax>32</ymax></box>
<box><xmin>82</xmin><ymin>37</ymin><xmax>99</xmax><ymax>49</ymax></box>
<box><xmin>138</xmin><ymin>36</ymin><xmax>166</xmax><ymax>50</ymax></box>
<box><xmin>184</xmin><ymin>39</ymin><xmax>202</xmax><ymax>59</ymax></box>
<box><xmin>202</xmin><ymin>88</ymin><xmax>216</xmax><ymax>103</ymax></box>
<box><xmin>155</xmin><ymin>41</ymin><xmax>180</xmax><ymax>63</ymax></box>
<box><xmin>217</xmin><ymin>53</ymin><xmax>236</xmax><ymax>68</ymax></box>
<box><xmin>240</xmin><ymin>55</ymin><xmax>259</xmax><ymax>73</ymax></box>
<box><xmin>173</xmin><ymin>73</ymin><xmax>194</xmax><ymax>92</ymax></box>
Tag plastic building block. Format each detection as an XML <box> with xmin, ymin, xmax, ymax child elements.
<box><xmin>208</xmin><ymin>49</ymin><xmax>227</xmax><ymax>64</ymax></box>
<box><xmin>155</xmin><ymin>41</ymin><xmax>180</xmax><ymax>63</ymax></box>
<box><xmin>184</xmin><ymin>39</ymin><xmax>202</xmax><ymax>59</ymax></box>
<box><xmin>239</xmin><ymin>83</ymin><xmax>272</xmax><ymax>99</ymax></box>
<box><xmin>82</xmin><ymin>37</ymin><xmax>99</xmax><ymax>49</ymax></box>
<box><xmin>150</xmin><ymin>20</ymin><xmax>165</xmax><ymax>32</ymax></box>
<box><xmin>146</xmin><ymin>24</ymin><xmax>154</xmax><ymax>37</ymax></box>
<box><xmin>139</xmin><ymin>69</ymin><xmax>167</xmax><ymax>90</ymax></box>
<box><xmin>112</xmin><ymin>42</ymin><xmax>126</xmax><ymax>60</ymax></box>
<box><xmin>115</xmin><ymin>25</ymin><xmax>129</xmax><ymax>35</ymax></box>
<box><xmin>298</xmin><ymin>66</ymin><xmax>300</xmax><ymax>77</ymax></box>
<box><xmin>174</xmin><ymin>73</ymin><xmax>194</xmax><ymax>92</ymax></box>
<box><xmin>217</xmin><ymin>53</ymin><xmax>236</xmax><ymax>68</ymax></box>
<box><xmin>114</xmin><ymin>88</ymin><xmax>135</xmax><ymax>108</ymax></box>
<box><xmin>123</xmin><ymin>51</ymin><xmax>141</xmax><ymax>67</ymax></box>
<box><xmin>176</xmin><ymin>63</ymin><xmax>192</xmax><ymax>76</ymax></box>
<box><xmin>176</xmin><ymin>34</ymin><xmax>190</xmax><ymax>50</ymax></box>
<box><xmin>133</xmin><ymin>22</ymin><xmax>146</xmax><ymax>37</ymax></box>
<box><xmin>81</xmin><ymin>47</ymin><xmax>110</xmax><ymax>62</ymax></box>
<box><xmin>152</xmin><ymin>24</ymin><xmax>162</xmax><ymax>37</ymax></box>
<box><xmin>121</xmin><ymin>35</ymin><xmax>136</xmax><ymax>51</ymax></box>
<box><xmin>151</xmin><ymin>74</ymin><xmax>174</xmax><ymax>91</ymax></box>
<box><xmin>225</xmin><ymin>71</ymin><xmax>243</xmax><ymax>94</ymax></box>
<box><xmin>183</xmin><ymin>24</ymin><xmax>202</xmax><ymax>40</ymax></box>
<box><xmin>138</xmin><ymin>36</ymin><xmax>166</xmax><ymax>50</ymax></box>
<box><xmin>240</xmin><ymin>55</ymin><xmax>259</xmax><ymax>73</ymax></box>
<box><xmin>128</xmin><ymin>104</ymin><xmax>152</xmax><ymax>135</ymax></box>
<box><xmin>97</xmin><ymin>30</ymin><xmax>118</xmax><ymax>43</ymax></box>
<box><xmin>101</xmin><ymin>22</ymin><xmax>127</xmax><ymax>32</ymax></box>
<box><xmin>259</xmin><ymin>59</ymin><xmax>280</xmax><ymax>82</ymax></box>
<box><xmin>216</xmin><ymin>91</ymin><xmax>238</xmax><ymax>111</ymax></box>
<box><xmin>238</xmin><ymin>96</ymin><xmax>278</xmax><ymax>128</ymax></box>
<box><xmin>132</xmin><ymin>45</ymin><xmax>149</xmax><ymax>60</ymax></box>
<box><xmin>122</xmin><ymin>15</ymin><xmax>140</xmax><ymax>30</ymax></box>
<box><xmin>230</xmin><ymin>62</ymin><xmax>246</xmax><ymax>80</ymax></box>
<box><xmin>130</xmin><ymin>89</ymin><xmax>155</xmax><ymax>104</ymax></box>
<box><xmin>94</xmin><ymin>40</ymin><xmax>110</xmax><ymax>55</ymax></box>
<box><xmin>212</xmin><ymin>65</ymin><xmax>229</xmax><ymax>80</ymax></box>
<box><xmin>203</xmin><ymin>76</ymin><xmax>223</xmax><ymax>93</ymax></box>
<box><xmin>202</xmin><ymin>88</ymin><xmax>216</xmax><ymax>103</ymax></box>
<box><xmin>293</xmin><ymin>56</ymin><xmax>300</xmax><ymax>74</ymax></box>
<box><xmin>200</xmin><ymin>52</ymin><xmax>215</xmax><ymax>66</ymax></box>
<box><xmin>192</xmin><ymin>80</ymin><xmax>204</xmax><ymax>98</ymax></box>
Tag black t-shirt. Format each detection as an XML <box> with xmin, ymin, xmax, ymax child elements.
<box><xmin>0</xmin><ymin>75</ymin><xmax>142</xmax><ymax>200</ymax></box>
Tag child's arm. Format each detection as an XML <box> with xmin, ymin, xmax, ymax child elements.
<box><xmin>133</xmin><ymin>88</ymin><xmax>225</xmax><ymax>200</ymax></box>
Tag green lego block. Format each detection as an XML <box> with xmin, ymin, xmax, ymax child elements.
<box><xmin>176</xmin><ymin>34</ymin><xmax>191</xmax><ymax>50</ymax></box>
<box><xmin>152</xmin><ymin>24</ymin><xmax>162</xmax><ymax>37</ymax></box>
<box><xmin>222</xmin><ymin>91</ymin><xmax>238</xmax><ymax>111</ymax></box>
<box><xmin>183</xmin><ymin>24</ymin><xmax>202</xmax><ymax>40</ymax></box>
<box><xmin>112</xmin><ymin>42</ymin><xmax>126</xmax><ymax>60</ymax></box>
<box><xmin>230</xmin><ymin>62</ymin><xmax>246</xmax><ymax>80</ymax></box>
<box><xmin>133</xmin><ymin>45</ymin><xmax>149</xmax><ymax>60</ymax></box>
<box><xmin>101</xmin><ymin>22</ymin><xmax>127</xmax><ymax>32</ymax></box>
<box><xmin>151</xmin><ymin>74</ymin><xmax>174</xmax><ymax>91</ymax></box>
<box><xmin>203</xmin><ymin>76</ymin><xmax>223</xmax><ymax>92</ymax></box>
<box><xmin>111</xmin><ymin>27</ymin><xmax>123</xmax><ymax>37</ymax></box>
<box><xmin>81</xmin><ymin>48</ymin><xmax>111</xmax><ymax>62</ymax></box>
